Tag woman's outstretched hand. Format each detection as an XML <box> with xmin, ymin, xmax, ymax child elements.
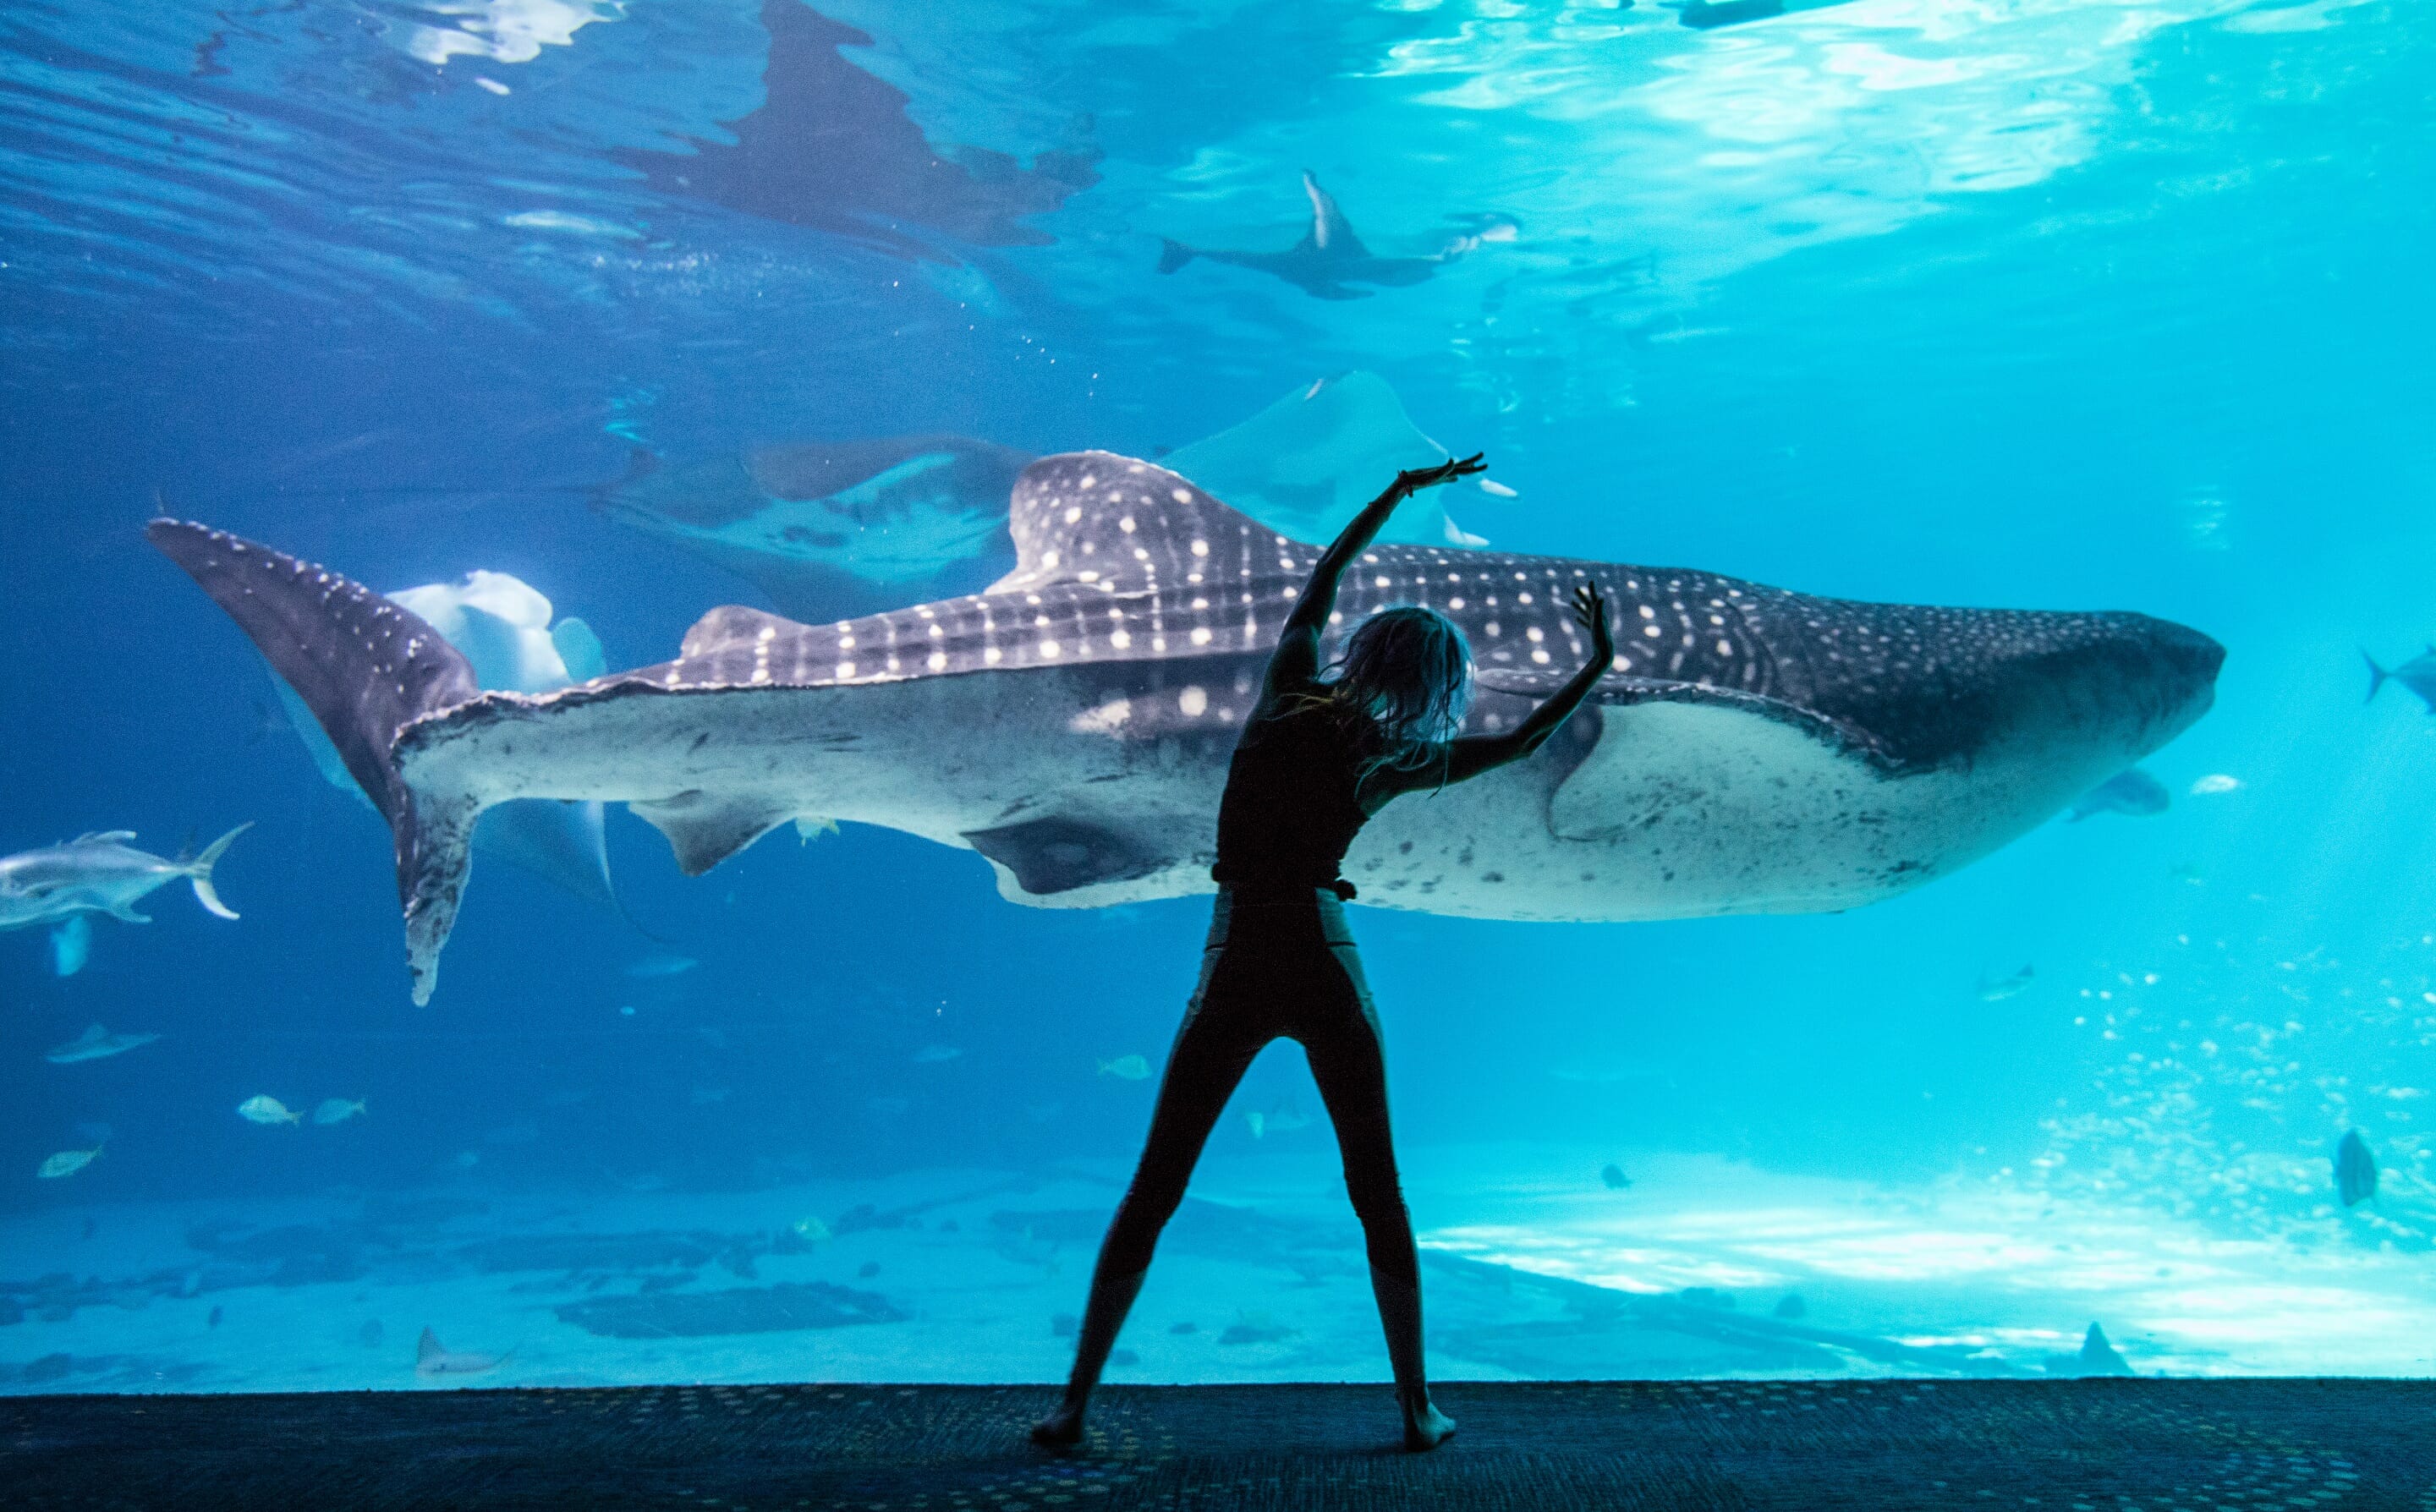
<box><xmin>1572</xmin><ymin>583</ymin><xmax>1615</xmax><ymax>665</ymax></box>
<box><xmin>1394</xmin><ymin>452</ymin><xmax>1486</xmax><ymax>496</ymax></box>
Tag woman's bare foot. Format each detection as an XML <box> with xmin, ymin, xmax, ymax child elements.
<box><xmin>1399</xmin><ymin>1388</ymin><xmax>1457</xmax><ymax>1451</ymax></box>
<box><xmin>1030</xmin><ymin>1400</ymin><xmax>1086</xmax><ymax>1449</ymax></box>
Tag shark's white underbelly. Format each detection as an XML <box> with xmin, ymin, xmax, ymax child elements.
<box><xmin>400</xmin><ymin>660</ymin><xmax>2134</xmax><ymax>928</ymax></box>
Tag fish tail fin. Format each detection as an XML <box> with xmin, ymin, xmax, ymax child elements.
<box><xmin>2363</xmin><ymin>649</ymin><xmax>2388</xmax><ymax>703</ymax></box>
<box><xmin>148</xmin><ymin>521</ymin><xmax>484</xmax><ymax>1005</ymax></box>
<box><xmin>1156</xmin><ymin>238</ymin><xmax>1197</xmax><ymax>274</ymax></box>
<box><xmin>184</xmin><ymin>821</ymin><xmax>255</xmax><ymax>921</ymax></box>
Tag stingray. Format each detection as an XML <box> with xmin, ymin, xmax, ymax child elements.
<box><xmin>1157</xmin><ymin>171</ymin><xmax>1516</xmax><ymax>301</ymax></box>
<box><xmin>595</xmin><ymin>375</ymin><xmax>1479</xmax><ymax>622</ymax></box>
<box><xmin>151</xmin><ymin>452</ymin><xmax>2220</xmax><ymax>1004</ymax></box>
<box><xmin>1162</xmin><ymin>372</ymin><xmax>1487</xmax><ymax>550</ymax></box>
<box><xmin>596</xmin><ymin>436</ymin><xmax>1036</xmax><ymax>622</ymax></box>
<box><xmin>612</xmin><ymin>0</ymin><xmax>1098</xmax><ymax>255</ymax></box>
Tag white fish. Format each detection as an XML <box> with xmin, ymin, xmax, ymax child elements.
<box><xmin>49</xmin><ymin>915</ymin><xmax>91</xmax><ymax>977</ymax></box>
<box><xmin>414</xmin><ymin>1327</ymin><xmax>511</xmax><ymax>1378</ymax></box>
<box><xmin>36</xmin><ymin>1146</ymin><xmax>102</xmax><ymax>1179</ymax></box>
<box><xmin>913</xmin><ymin>1044</ymin><xmax>963</xmax><ymax>1064</ymax></box>
<box><xmin>44</xmin><ymin>1023</ymin><xmax>161</xmax><ymax>1064</ymax></box>
<box><xmin>312</xmin><ymin>1098</ymin><xmax>368</xmax><ymax>1126</ymax></box>
<box><xmin>1098</xmin><ymin>1055</ymin><xmax>1151</xmax><ymax>1081</ymax></box>
<box><xmin>1478</xmin><ymin>478</ymin><xmax>1518</xmax><ymax>498</ymax></box>
<box><xmin>2189</xmin><ymin>773</ymin><xmax>2241</xmax><ymax>795</ymax></box>
<box><xmin>237</xmin><ymin>1095</ymin><xmax>302</xmax><ymax>1126</ymax></box>
<box><xmin>0</xmin><ymin>824</ymin><xmax>250</xmax><ymax>931</ymax></box>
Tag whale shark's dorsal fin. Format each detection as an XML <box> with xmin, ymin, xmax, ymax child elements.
<box><xmin>991</xmin><ymin>451</ymin><xmax>1309</xmax><ymax>595</ymax></box>
<box><xmin>74</xmin><ymin>1025</ymin><xmax>106</xmax><ymax>1046</ymax></box>
<box><xmin>417</xmin><ymin>1328</ymin><xmax>445</xmax><ymax>1365</ymax></box>
<box><xmin>679</xmin><ymin>604</ymin><xmax>804</xmax><ymax>661</ymax></box>
<box><xmin>1298</xmin><ymin>171</ymin><xmax>1366</xmax><ymax>259</ymax></box>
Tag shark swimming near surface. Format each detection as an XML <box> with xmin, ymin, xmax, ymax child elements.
<box><xmin>151</xmin><ymin>453</ymin><xmax>2221</xmax><ymax>1005</ymax></box>
<box><xmin>1157</xmin><ymin>171</ymin><xmax>1517</xmax><ymax>300</ymax></box>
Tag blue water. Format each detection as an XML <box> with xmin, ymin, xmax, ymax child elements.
<box><xmin>3</xmin><ymin>0</ymin><xmax>2433</xmax><ymax>1391</ymax></box>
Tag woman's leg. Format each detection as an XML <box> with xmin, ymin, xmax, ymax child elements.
<box><xmin>1033</xmin><ymin>959</ymin><xmax>1269</xmax><ymax>1447</ymax></box>
<box><xmin>1298</xmin><ymin>944</ymin><xmax>1455</xmax><ymax>1451</ymax></box>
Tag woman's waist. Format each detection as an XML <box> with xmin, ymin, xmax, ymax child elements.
<box><xmin>1206</xmin><ymin>884</ymin><xmax>1358</xmax><ymax>949</ymax></box>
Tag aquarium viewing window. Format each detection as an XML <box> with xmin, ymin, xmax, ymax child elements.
<box><xmin>3</xmin><ymin>0</ymin><xmax>2431</xmax><ymax>1504</ymax></box>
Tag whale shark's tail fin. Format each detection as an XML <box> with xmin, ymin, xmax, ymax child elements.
<box><xmin>1155</xmin><ymin>237</ymin><xmax>1198</xmax><ymax>274</ymax></box>
<box><xmin>148</xmin><ymin>521</ymin><xmax>482</xmax><ymax>1003</ymax></box>
<box><xmin>2363</xmin><ymin>649</ymin><xmax>2389</xmax><ymax>704</ymax></box>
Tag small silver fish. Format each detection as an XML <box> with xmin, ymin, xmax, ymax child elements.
<box><xmin>1976</xmin><ymin>964</ymin><xmax>2035</xmax><ymax>1001</ymax></box>
<box><xmin>623</xmin><ymin>953</ymin><xmax>698</xmax><ymax>978</ymax></box>
<box><xmin>237</xmin><ymin>1095</ymin><xmax>302</xmax><ymax>1126</ymax></box>
<box><xmin>1098</xmin><ymin>1055</ymin><xmax>1151</xmax><ymax>1081</ymax></box>
<box><xmin>414</xmin><ymin>1327</ymin><xmax>512</xmax><ymax>1378</ymax></box>
<box><xmin>44</xmin><ymin>1024</ymin><xmax>162</xmax><ymax>1064</ymax></box>
<box><xmin>312</xmin><ymin>1098</ymin><xmax>368</xmax><ymax>1126</ymax></box>
<box><xmin>0</xmin><ymin>824</ymin><xmax>251</xmax><ymax>931</ymax></box>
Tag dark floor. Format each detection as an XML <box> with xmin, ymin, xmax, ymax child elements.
<box><xmin>5</xmin><ymin>1378</ymin><xmax>2429</xmax><ymax>1510</ymax></box>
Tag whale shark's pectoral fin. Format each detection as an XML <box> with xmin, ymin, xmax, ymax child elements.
<box><xmin>961</xmin><ymin>814</ymin><xmax>1171</xmax><ymax>896</ymax></box>
<box><xmin>628</xmin><ymin>792</ymin><xmax>796</xmax><ymax>876</ymax></box>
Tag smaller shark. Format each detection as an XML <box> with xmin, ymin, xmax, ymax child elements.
<box><xmin>415</xmin><ymin>1327</ymin><xmax>512</xmax><ymax>1378</ymax></box>
<box><xmin>2362</xmin><ymin>647</ymin><xmax>2436</xmax><ymax>711</ymax></box>
<box><xmin>1157</xmin><ymin>171</ymin><xmax>1514</xmax><ymax>300</ymax></box>
<box><xmin>44</xmin><ymin>1024</ymin><xmax>162</xmax><ymax>1065</ymax></box>
<box><xmin>0</xmin><ymin>825</ymin><xmax>250</xmax><ymax>931</ymax></box>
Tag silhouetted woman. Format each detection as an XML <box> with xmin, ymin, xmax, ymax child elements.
<box><xmin>1032</xmin><ymin>454</ymin><xmax>1616</xmax><ymax>1452</ymax></box>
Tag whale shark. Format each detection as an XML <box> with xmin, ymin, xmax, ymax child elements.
<box><xmin>1157</xmin><ymin>172</ymin><xmax>1516</xmax><ymax>301</ymax></box>
<box><xmin>151</xmin><ymin>453</ymin><xmax>2220</xmax><ymax>1004</ymax></box>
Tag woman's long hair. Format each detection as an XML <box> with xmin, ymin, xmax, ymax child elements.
<box><xmin>1295</xmin><ymin>606</ymin><xmax>1474</xmax><ymax>783</ymax></box>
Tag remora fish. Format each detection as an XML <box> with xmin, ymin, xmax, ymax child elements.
<box><xmin>149</xmin><ymin>452</ymin><xmax>2222</xmax><ymax>1005</ymax></box>
<box><xmin>0</xmin><ymin>825</ymin><xmax>250</xmax><ymax>931</ymax></box>
<box><xmin>44</xmin><ymin>1024</ymin><xmax>162</xmax><ymax>1064</ymax></box>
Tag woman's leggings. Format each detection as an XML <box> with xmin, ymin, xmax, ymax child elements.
<box><xmin>1097</xmin><ymin>889</ymin><xmax>1418</xmax><ymax>1284</ymax></box>
<box><xmin>1055</xmin><ymin>888</ymin><xmax>1426</xmax><ymax>1408</ymax></box>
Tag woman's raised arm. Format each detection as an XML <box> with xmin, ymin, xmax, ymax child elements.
<box><xmin>1263</xmin><ymin>453</ymin><xmax>1485</xmax><ymax>692</ymax></box>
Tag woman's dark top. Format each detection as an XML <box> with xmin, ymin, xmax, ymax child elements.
<box><xmin>1210</xmin><ymin>671</ymin><xmax>1380</xmax><ymax>901</ymax></box>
